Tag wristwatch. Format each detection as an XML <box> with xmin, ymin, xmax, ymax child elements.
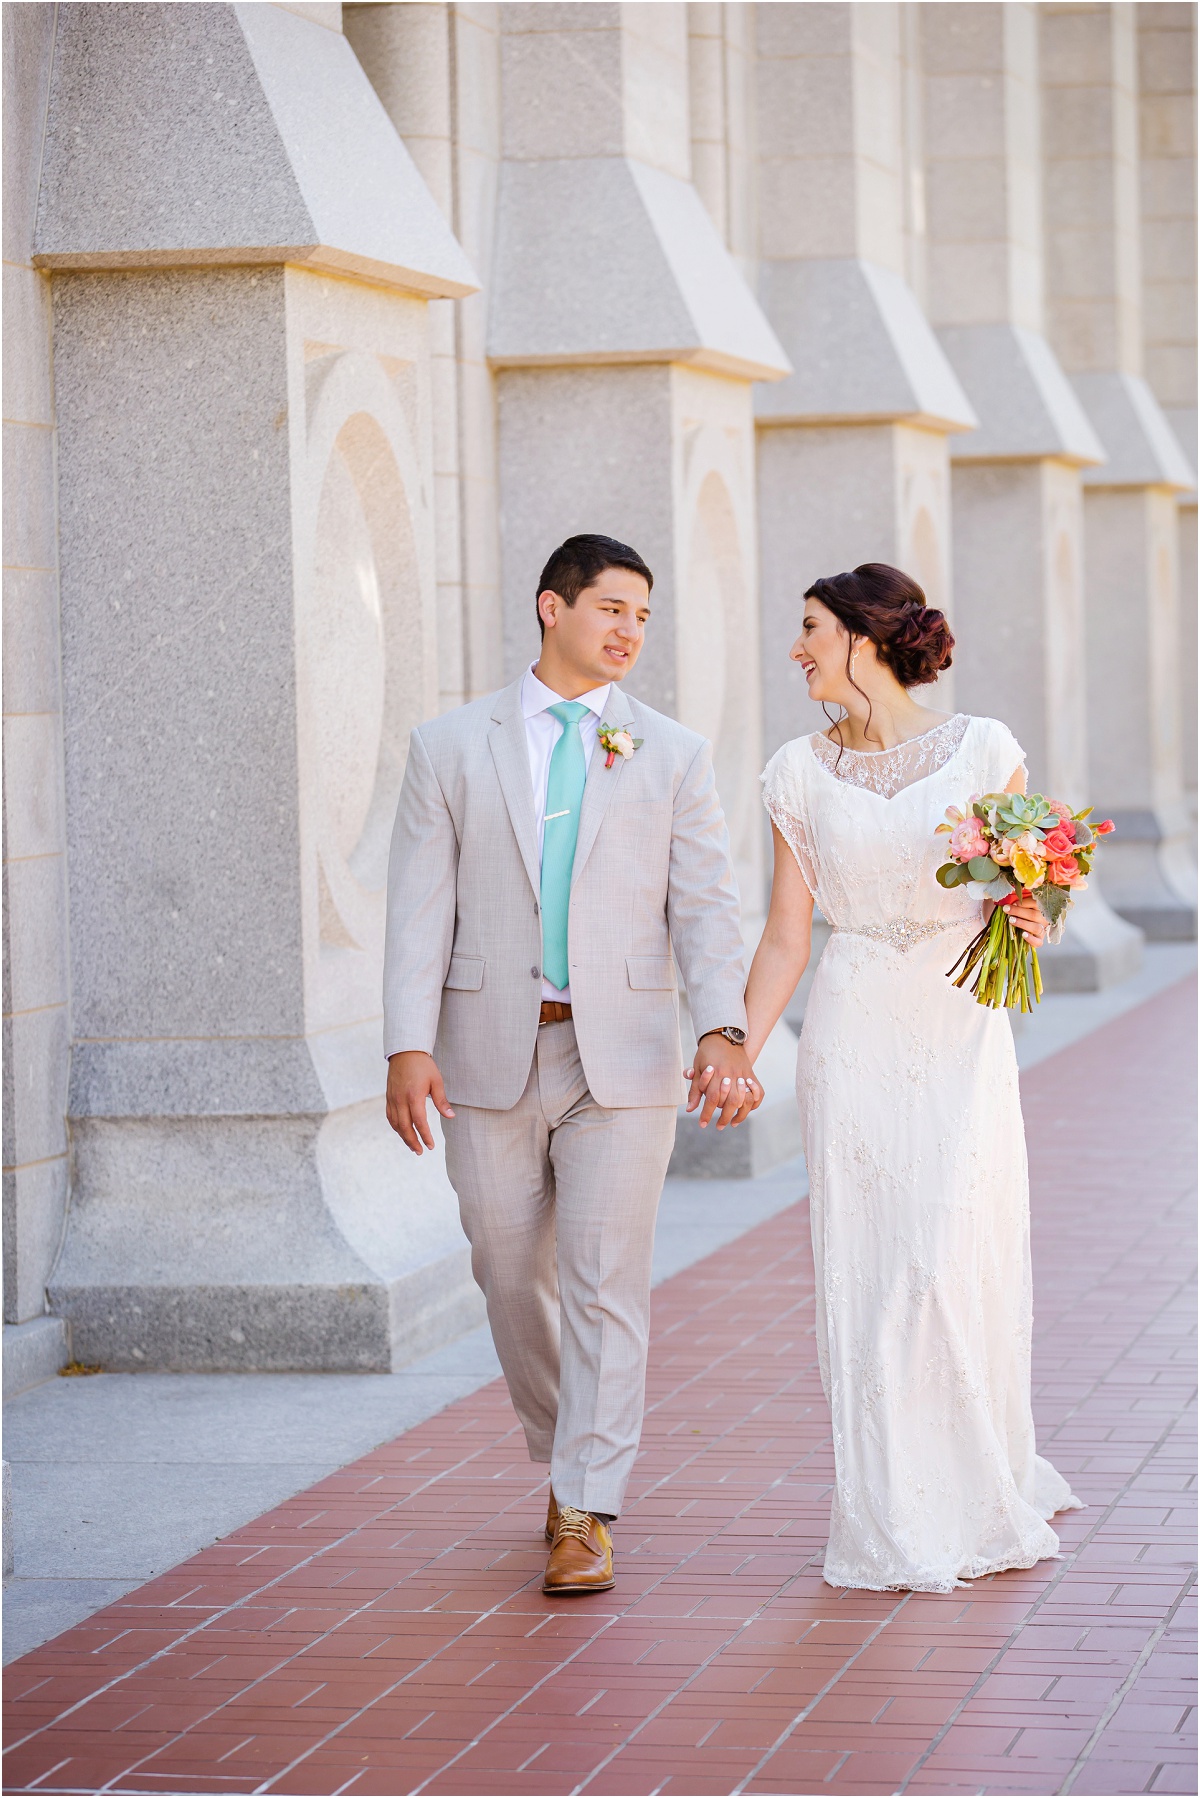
<box><xmin>701</xmin><ymin>1025</ymin><xmax>747</xmax><ymax>1046</ymax></box>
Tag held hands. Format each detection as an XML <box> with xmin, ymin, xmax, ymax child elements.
<box><xmin>386</xmin><ymin>1050</ymin><xmax>454</xmax><ymax>1155</ymax></box>
<box><xmin>1004</xmin><ymin>893</ymin><xmax>1047</xmax><ymax>948</ymax></box>
<box><xmin>684</xmin><ymin>1034</ymin><xmax>764</xmax><ymax>1130</ymax></box>
<box><xmin>388</xmin><ymin>1038</ymin><xmax>766</xmax><ymax>1147</ymax></box>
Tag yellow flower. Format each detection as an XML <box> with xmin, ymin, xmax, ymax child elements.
<box><xmin>1012</xmin><ymin>848</ymin><xmax>1045</xmax><ymax>888</ymax></box>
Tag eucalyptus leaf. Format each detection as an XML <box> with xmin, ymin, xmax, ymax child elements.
<box><xmin>968</xmin><ymin>856</ymin><xmax>999</xmax><ymax>881</ymax></box>
<box><xmin>936</xmin><ymin>861</ymin><xmax>969</xmax><ymax>888</ymax></box>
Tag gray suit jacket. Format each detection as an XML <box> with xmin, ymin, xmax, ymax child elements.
<box><xmin>382</xmin><ymin>675</ymin><xmax>747</xmax><ymax>1110</ymax></box>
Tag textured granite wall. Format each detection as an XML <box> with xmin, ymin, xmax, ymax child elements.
<box><xmin>2</xmin><ymin>0</ymin><xmax>1194</xmax><ymax>1370</ymax></box>
<box><xmin>2</xmin><ymin>3</ymin><xmax>71</xmax><ymax>1342</ymax></box>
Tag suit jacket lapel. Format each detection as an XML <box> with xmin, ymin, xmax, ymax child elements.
<box><xmin>572</xmin><ymin>684</ymin><xmax>636</xmax><ymax>885</ymax></box>
<box><xmin>488</xmin><ymin>678</ymin><xmax>541</xmax><ymax>899</ymax></box>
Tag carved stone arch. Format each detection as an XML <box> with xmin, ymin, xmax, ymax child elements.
<box><xmin>676</xmin><ymin>419</ymin><xmax>762</xmax><ymax>898</ymax></box>
<box><xmin>296</xmin><ymin>350</ymin><xmax>438</xmax><ymax>968</ymax></box>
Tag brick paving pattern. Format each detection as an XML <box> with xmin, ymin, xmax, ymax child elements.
<box><xmin>4</xmin><ymin>979</ymin><xmax>1195</xmax><ymax>1797</ymax></box>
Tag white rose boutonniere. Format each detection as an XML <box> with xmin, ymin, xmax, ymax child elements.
<box><xmin>598</xmin><ymin>723</ymin><xmax>643</xmax><ymax>768</ymax></box>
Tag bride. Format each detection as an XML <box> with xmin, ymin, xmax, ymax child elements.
<box><xmin>743</xmin><ymin>562</ymin><xmax>1081</xmax><ymax>1593</ymax></box>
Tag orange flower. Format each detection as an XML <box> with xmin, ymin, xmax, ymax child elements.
<box><xmin>1048</xmin><ymin>855</ymin><xmax>1085</xmax><ymax>887</ymax></box>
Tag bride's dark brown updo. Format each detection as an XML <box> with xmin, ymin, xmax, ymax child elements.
<box><xmin>805</xmin><ymin>563</ymin><xmax>954</xmax><ymax>688</ymax></box>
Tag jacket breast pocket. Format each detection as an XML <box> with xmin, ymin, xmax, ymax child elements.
<box><xmin>445</xmin><ymin>955</ymin><xmax>485</xmax><ymax>991</ymax></box>
<box><xmin>626</xmin><ymin>955</ymin><xmax>675</xmax><ymax>991</ymax></box>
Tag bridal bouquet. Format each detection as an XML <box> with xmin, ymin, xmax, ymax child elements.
<box><xmin>935</xmin><ymin>793</ymin><xmax>1114</xmax><ymax>1011</ymax></box>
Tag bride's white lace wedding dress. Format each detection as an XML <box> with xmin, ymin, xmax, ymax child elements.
<box><xmin>762</xmin><ymin>713</ymin><xmax>1081</xmax><ymax>1592</ymax></box>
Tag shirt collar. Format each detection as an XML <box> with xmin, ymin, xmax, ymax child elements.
<box><xmin>522</xmin><ymin>664</ymin><xmax>610</xmax><ymax>722</ymax></box>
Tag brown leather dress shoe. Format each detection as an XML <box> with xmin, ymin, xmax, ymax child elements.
<box><xmin>545</xmin><ymin>1490</ymin><xmax>558</xmax><ymax>1543</ymax></box>
<box><xmin>542</xmin><ymin>1506</ymin><xmax>615</xmax><ymax>1594</ymax></box>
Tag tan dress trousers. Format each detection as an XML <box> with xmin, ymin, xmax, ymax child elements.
<box><xmin>442</xmin><ymin>1018</ymin><xmax>678</xmax><ymax>1517</ymax></box>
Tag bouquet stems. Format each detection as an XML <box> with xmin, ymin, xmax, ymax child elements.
<box><xmin>947</xmin><ymin>903</ymin><xmax>1042</xmax><ymax>1012</ymax></box>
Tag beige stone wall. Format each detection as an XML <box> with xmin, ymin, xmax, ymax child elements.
<box><xmin>1041</xmin><ymin>1</ymin><xmax>1144</xmax><ymax>376</ymax></box>
<box><xmin>756</xmin><ymin>2</ymin><xmax>907</xmax><ymax>273</ymax></box>
<box><xmin>922</xmin><ymin>1</ymin><xmax>1045</xmax><ymax>332</ymax></box>
<box><xmin>2</xmin><ymin>4</ymin><xmax>70</xmax><ymax>1328</ymax></box>
<box><xmin>344</xmin><ymin>2</ymin><xmax>505</xmax><ymax>709</ymax></box>
<box><xmin>1136</xmin><ymin>3</ymin><xmax>1197</xmax><ymax>804</ymax></box>
<box><xmin>688</xmin><ymin>2</ymin><xmax>757</xmax><ymax>278</ymax></box>
<box><xmin>2</xmin><ymin>0</ymin><xmax>1194</xmax><ymax>1368</ymax></box>
<box><xmin>1137</xmin><ymin>2</ymin><xmax>1197</xmax><ymax>452</ymax></box>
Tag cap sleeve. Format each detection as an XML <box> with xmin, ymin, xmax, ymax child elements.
<box><xmin>985</xmin><ymin>718</ymin><xmax>1027</xmax><ymax>792</ymax></box>
<box><xmin>761</xmin><ymin>740</ymin><xmax>820</xmax><ymax>902</ymax></box>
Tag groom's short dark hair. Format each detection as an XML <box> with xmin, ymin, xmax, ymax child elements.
<box><xmin>536</xmin><ymin>534</ymin><xmax>654</xmax><ymax>636</ymax></box>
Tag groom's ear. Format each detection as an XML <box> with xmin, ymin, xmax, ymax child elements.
<box><xmin>537</xmin><ymin>588</ymin><xmax>562</xmax><ymax>637</ymax></box>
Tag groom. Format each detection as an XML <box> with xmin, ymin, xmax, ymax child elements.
<box><xmin>383</xmin><ymin>533</ymin><xmax>757</xmax><ymax>1594</ymax></box>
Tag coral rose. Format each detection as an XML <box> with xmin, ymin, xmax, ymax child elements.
<box><xmin>1042</xmin><ymin>826</ymin><xmax>1076</xmax><ymax>859</ymax></box>
<box><xmin>1048</xmin><ymin>855</ymin><xmax>1084</xmax><ymax>887</ymax></box>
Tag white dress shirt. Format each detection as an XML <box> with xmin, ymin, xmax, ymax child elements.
<box><xmin>522</xmin><ymin>664</ymin><xmax>611</xmax><ymax>1000</ymax></box>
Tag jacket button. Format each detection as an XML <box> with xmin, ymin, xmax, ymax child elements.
<box><xmin>531</xmin><ymin>966</ymin><xmax>540</xmax><ymax>978</ymax></box>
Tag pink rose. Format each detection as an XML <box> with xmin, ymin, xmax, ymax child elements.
<box><xmin>949</xmin><ymin>820</ymin><xmax>989</xmax><ymax>861</ymax></box>
<box><xmin>1048</xmin><ymin>855</ymin><xmax>1084</xmax><ymax>887</ymax></box>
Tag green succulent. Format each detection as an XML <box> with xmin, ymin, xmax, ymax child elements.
<box><xmin>996</xmin><ymin>793</ymin><xmax>1054</xmax><ymax>840</ymax></box>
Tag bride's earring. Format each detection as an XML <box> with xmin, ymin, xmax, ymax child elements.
<box><xmin>850</xmin><ymin>643</ymin><xmax>860</xmax><ymax>678</ymax></box>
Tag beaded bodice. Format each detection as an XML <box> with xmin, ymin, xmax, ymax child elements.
<box><xmin>808</xmin><ymin>714</ymin><xmax>971</xmax><ymax>799</ymax></box>
<box><xmin>761</xmin><ymin>714</ymin><xmax>1026</xmax><ymax>935</ymax></box>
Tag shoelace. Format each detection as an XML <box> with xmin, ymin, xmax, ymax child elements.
<box><xmin>553</xmin><ymin>1505</ymin><xmax>596</xmax><ymax>1545</ymax></box>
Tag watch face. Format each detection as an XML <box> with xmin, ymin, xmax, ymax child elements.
<box><xmin>723</xmin><ymin>1027</ymin><xmax>748</xmax><ymax>1045</ymax></box>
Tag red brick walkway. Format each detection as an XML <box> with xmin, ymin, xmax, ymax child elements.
<box><xmin>5</xmin><ymin>981</ymin><xmax>1195</xmax><ymax>1797</ymax></box>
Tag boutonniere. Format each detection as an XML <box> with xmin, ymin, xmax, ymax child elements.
<box><xmin>598</xmin><ymin>722</ymin><xmax>642</xmax><ymax>768</ymax></box>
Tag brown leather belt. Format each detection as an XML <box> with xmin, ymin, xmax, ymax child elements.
<box><xmin>538</xmin><ymin>1000</ymin><xmax>573</xmax><ymax>1025</ymax></box>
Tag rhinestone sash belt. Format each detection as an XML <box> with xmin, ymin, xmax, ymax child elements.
<box><xmin>831</xmin><ymin>918</ymin><xmax>968</xmax><ymax>954</ymax></box>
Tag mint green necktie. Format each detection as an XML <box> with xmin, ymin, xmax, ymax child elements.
<box><xmin>540</xmin><ymin>701</ymin><xmax>590</xmax><ymax>991</ymax></box>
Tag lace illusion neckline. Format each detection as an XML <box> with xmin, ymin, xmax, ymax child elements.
<box><xmin>809</xmin><ymin>714</ymin><xmax>971</xmax><ymax>799</ymax></box>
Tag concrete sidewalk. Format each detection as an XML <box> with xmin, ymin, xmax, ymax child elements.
<box><xmin>3</xmin><ymin>944</ymin><xmax>1194</xmax><ymax>1668</ymax></box>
